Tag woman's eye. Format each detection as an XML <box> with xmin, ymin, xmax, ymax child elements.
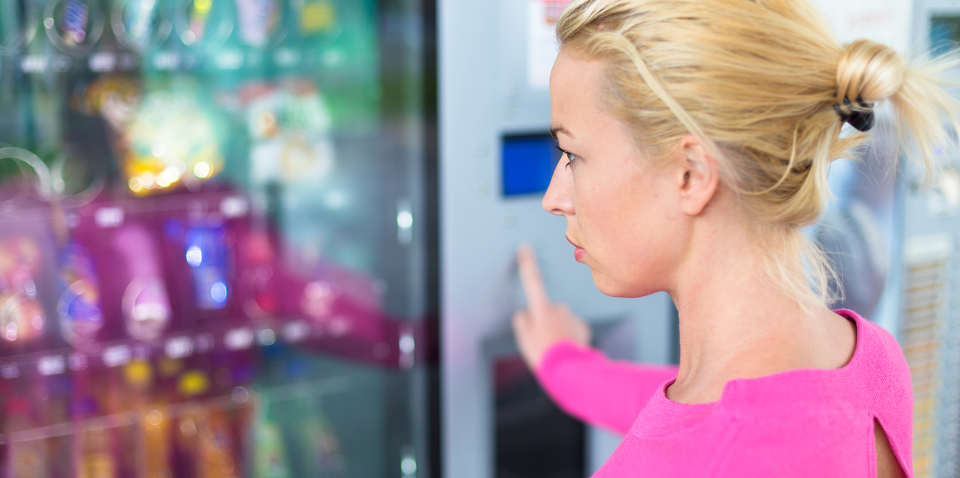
<box><xmin>555</xmin><ymin>145</ymin><xmax>577</xmax><ymax>168</ymax></box>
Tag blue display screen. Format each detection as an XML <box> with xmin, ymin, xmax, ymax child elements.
<box><xmin>501</xmin><ymin>133</ymin><xmax>561</xmax><ymax>197</ymax></box>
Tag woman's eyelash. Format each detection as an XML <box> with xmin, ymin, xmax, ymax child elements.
<box><xmin>555</xmin><ymin>145</ymin><xmax>577</xmax><ymax>167</ymax></box>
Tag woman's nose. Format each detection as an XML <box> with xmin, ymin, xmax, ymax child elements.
<box><xmin>541</xmin><ymin>161</ymin><xmax>574</xmax><ymax>217</ymax></box>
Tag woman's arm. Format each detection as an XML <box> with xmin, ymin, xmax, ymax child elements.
<box><xmin>513</xmin><ymin>246</ymin><xmax>677</xmax><ymax>434</ymax></box>
<box><xmin>535</xmin><ymin>340</ymin><xmax>678</xmax><ymax>435</ymax></box>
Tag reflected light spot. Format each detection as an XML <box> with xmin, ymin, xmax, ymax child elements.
<box><xmin>193</xmin><ymin>161</ymin><xmax>212</xmax><ymax>179</ymax></box>
<box><xmin>157</xmin><ymin>167</ymin><xmax>181</xmax><ymax>188</ymax></box>
<box><xmin>210</xmin><ymin>281</ymin><xmax>228</xmax><ymax>303</ymax></box>
<box><xmin>397</xmin><ymin>210</ymin><xmax>413</xmax><ymax>229</ymax></box>
<box><xmin>185</xmin><ymin>246</ymin><xmax>203</xmax><ymax>267</ymax></box>
<box><xmin>129</xmin><ymin>177</ymin><xmax>144</xmax><ymax>193</ymax></box>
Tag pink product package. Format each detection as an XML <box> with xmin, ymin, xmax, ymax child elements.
<box><xmin>233</xmin><ymin>223</ymin><xmax>282</xmax><ymax>322</ymax></box>
<box><xmin>272</xmin><ymin>255</ymin><xmax>398</xmax><ymax>361</ymax></box>
<box><xmin>69</xmin><ymin>199</ymin><xmax>172</xmax><ymax>343</ymax></box>
<box><xmin>0</xmin><ymin>207</ymin><xmax>60</xmax><ymax>354</ymax></box>
<box><xmin>112</xmin><ymin>224</ymin><xmax>172</xmax><ymax>342</ymax></box>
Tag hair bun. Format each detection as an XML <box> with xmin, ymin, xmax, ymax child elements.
<box><xmin>836</xmin><ymin>39</ymin><xmax>906</xmax><ymax>105</ymax></box>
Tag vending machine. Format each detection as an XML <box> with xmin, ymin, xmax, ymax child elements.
<box><xmin>0</xmin><ymin>0</ymin><xmax>437</xmax><ymax>477</ymax></box>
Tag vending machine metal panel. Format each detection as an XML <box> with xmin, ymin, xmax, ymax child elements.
<box><xmin>440</xmin><ymin>1</ymin><xmax>674</xmax><ymax>477</ymax></box>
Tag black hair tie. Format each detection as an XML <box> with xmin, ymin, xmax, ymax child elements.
<box><xmin>833</xmin><ymin>97</ymin><xmax>875</xmax><ymax>132</ymax></box>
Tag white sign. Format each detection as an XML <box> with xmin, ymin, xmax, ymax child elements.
<box><xmin>808</xmin><ymin>0</ymin><xmax>913</xmax><ymax>53</ymax></box>
<box><xmin>527</xmin><ymin>0</ymin><xmax>572</xmax><ymax>89</ymax></box>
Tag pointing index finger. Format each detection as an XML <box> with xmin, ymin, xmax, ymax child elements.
<box><xmin>517</xmin><ymin>244</ymin><xmax>550</xmax><ymax>316</ymax></box>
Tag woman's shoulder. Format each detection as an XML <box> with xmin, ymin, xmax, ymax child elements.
<box><xmin>617</xmin><ymin>391</ymin><xmax>875</xmax><ymax>477</ymax></box>
<box><xmin>716</xmin><ymin>309</ymin><xmax>910</xmax><ymax>413</ymax></box>
<box><xmin>704</xmin><ymin>311</ymin><xmax>915</xmax><ymax>477</ymax></box>
<box><xmin>613</xmin><ymin>310</ymin><xmax>914</xmax><ymax>475</ymax></box>
<box><xmin>835</xmin><ymin>309</ymin><xmax>913</xmax><ymax>407</ymax></box>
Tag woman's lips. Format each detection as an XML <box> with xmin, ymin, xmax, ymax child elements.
<box><xmin>566</xmin><ymin>235</ymin><xmax>585</xmax><ymax>262</ymax></box>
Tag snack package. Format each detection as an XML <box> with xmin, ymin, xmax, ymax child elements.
<box><xmin>57</xmin><ymin>243</ymin><xmax>104</xmax><ymax>347</ymax></box>
<box><xmin>235</xmin><ymin>0</ymin><xmax>281</xmax><ymax>47</ymax></box>
<box><xmin>0</xmin><ymin>206</ymin><xmax>58</xmax><ymax>353</ymax></box>
<box><xmin>111</xmin><ymin>0</ymin><xmax>175</xmax><ymax>52</ymax></box>
<box><xmin>0</xmin><ymin>236</ymin><xmax>47</xmax><ymax>346</ymax></box>
<box><xmin>113</xmin><ymin>224</ymin><xmax>173</xmax><ymax>342</ymax></box>
<box><xmin>123</xmin><ymin>91</ymin><xmax>226</xmax><ymax>196</ymax></box>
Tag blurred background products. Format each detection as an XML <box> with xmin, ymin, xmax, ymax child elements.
<box><xmin>0</xmin><ymin>0</ymin><xmax>434</xmax><ymax>476</ymax></box>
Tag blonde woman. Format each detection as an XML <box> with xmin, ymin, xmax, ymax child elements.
<box><xmin>512</xmin><ymin>1</ymin><xmax>959</xmax><ymax>477</ymax></box>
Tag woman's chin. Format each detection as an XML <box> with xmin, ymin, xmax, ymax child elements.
<box><xmin>591</xmin><ymin>271</ymin><xmax>633</xmax><ymax>298</ymax></box>
<box><xmin>592</xmin><ymin>270</ymin><xmax>654</xmax><ymax>298</ymax></box>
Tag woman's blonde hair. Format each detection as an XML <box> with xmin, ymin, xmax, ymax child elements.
<box><xmin>556</xmin><ymin>0</ymin><xmax>960</xmax><ymax>308</ymax></box>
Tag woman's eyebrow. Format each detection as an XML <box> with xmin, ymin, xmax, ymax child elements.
<box><xmin>550</xmin><ymin>126</ymin><xmax>574</xmax><ymax>140</ymax></box>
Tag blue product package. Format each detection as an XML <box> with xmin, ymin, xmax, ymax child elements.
<box><xmin>184</xmin><ymin>224</ymin><xmax>230</xmax><ymax>310</ymax></box>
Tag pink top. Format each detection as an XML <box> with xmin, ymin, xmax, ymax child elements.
<box><xmin>534</xmin><ymin>309</ymin><xmax>913</xmax><ymax>477</ymax></box>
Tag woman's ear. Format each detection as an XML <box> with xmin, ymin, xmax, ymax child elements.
<box><xmin>676</xmin><ymin>135</ymin><xmax>719</xmax><ymax>216</ymax></box>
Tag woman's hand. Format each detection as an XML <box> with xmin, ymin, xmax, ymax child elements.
<box><xmin>513</xmin><ymin>244</ymin><xmax>591</xmax><ymax>370</ymax></box>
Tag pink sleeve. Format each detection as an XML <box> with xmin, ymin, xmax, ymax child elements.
<box><xmin>534</xmin><ymin>340</ymin><xmax>678</xmax><ymax>435</ymax></box>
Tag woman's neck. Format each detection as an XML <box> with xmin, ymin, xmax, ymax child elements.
<box><xmin>665</xmin><ymin>226</ymin><xmax>847</xmax><ymax>404</ymax></box>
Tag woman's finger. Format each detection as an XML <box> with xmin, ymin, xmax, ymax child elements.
<box><xmin>512</xmin><ymin>310</ymin><xmax>528</xmax><ymax>333</ymax></box>
<box><xmin>517</xmin><ymin>244</ymin><xmax>551</xmax><ymax>318</ymax></box>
